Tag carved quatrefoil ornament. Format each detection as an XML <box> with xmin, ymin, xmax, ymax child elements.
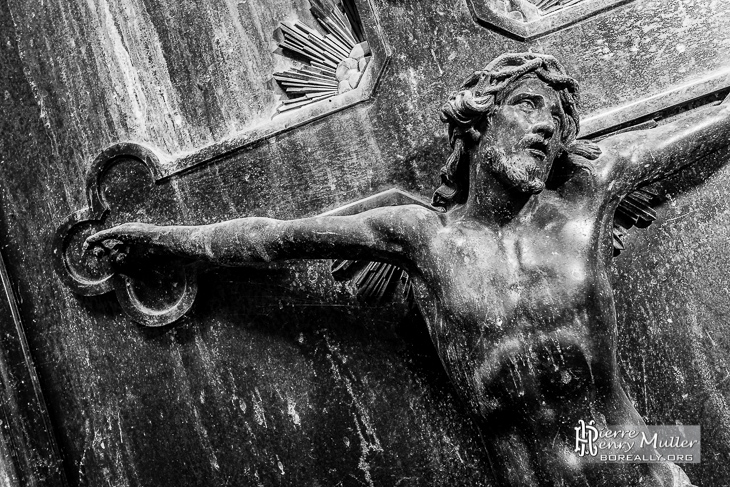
<box><xmin>52</xmin><ymin>0</ymin><xmax>390</xmax><ymax>327</ymax></box>
<box><xmin>468</xmin><ymin>0</ymin><xmax>635</xmax><ymax>40</ymax></box>
<box><xmin>52</xmin><ymin>140</ymin><xmax>424</xmax><ymax>328</ymax></box>
<box><xmin>52</xmin><ymin>143</ymin><xmax>198</xmax><ymax>327</ymax></box>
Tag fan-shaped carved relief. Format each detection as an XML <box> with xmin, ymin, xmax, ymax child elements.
<box><xmin>468</xmin><ymin>0</ymin><xmax>635</xmax><ymax>40</ymax></box>
<box><xmin>129</xmin><ymin>0</ymin><xmax>388</xmax><ymax>179</ymax></box>
<box><xmin>272</xmin><ymin>0</ymin><xmax>372</xmax><ymax>112</ymax></box>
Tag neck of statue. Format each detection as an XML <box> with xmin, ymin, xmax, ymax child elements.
<box><xmin>460</xmin><ymin>171</ymin><xmax>535</xmax><ymax>226</ymax></box>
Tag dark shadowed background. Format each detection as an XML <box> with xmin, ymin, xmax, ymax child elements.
<box><xmin>0</xmin><ymin>0</ymin><xmax>729</xmax><ymax>485</ymax></box>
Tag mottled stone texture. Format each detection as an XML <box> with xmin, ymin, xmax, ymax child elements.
<box><xmin>613</xmin><ymin>154</ymin><xmax>730</xmax><ymax>486</ymax></box>
<box><xmin>0</xmin><ymin>0</ymin><xmax>729</xmax><ymax>485</ymax></box>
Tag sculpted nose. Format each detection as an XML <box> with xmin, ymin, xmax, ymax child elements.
<box><xmin>532</xmin><ymin>121</ymin><xmax>555</xmax><ymax>140</ymax></box>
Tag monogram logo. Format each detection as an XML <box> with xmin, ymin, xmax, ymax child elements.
<box><xmin>574</xmin><ymin>419</ymin><xmax>599</xmax><ymax>457</ymax></box>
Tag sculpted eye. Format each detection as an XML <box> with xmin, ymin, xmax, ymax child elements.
<box><xmin>516</xmin><ymin>98</ymin><xmax>536</xmax><ymax>110</ymax></box>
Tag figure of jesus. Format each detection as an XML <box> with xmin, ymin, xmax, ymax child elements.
<box><xmin>87</xmin><ymin>53</ymin><xmax>730</xmax><ymax>486</ymax></box>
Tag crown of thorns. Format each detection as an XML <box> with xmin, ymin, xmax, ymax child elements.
<box><xmin>441</xmin><ymin>52</ymin><xmax>581</xmax><ymax>140</ymax></box>
<box><xmin>432</xmin><ymin>53</ymin><xmax>597</xmax><ymax>209</ymax></box>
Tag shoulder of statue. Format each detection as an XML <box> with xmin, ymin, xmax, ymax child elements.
<box><xmin>563</xmin><ymin>138</ymin><xmax>628</xmax><ymax>191</ymax></box>
<box><xmin>398</xmin><ymin>203</ymin><xmax>446</xmax><ymax>225</ymax></box>
<box><xmin>322</xmin><ymin>189</ymin><xmax>445</xmax><ymax>239</ymax></box>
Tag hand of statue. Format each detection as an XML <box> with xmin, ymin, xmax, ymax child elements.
<box><xmin>83</xmin><ymin>222</ymin><xmax>166</xmax><ymax>268</ymax></box>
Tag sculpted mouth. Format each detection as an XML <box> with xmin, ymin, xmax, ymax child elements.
<box><xmin>521</xmin><ymin>135</ymin><xmax>549</xmax><ymax>162</ymax></box>
<box><xmin>526</xmin><ymin>148</ymin><xmax>546</xmax><ymax>161</ymax></box>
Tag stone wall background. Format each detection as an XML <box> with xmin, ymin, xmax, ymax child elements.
<box><xmin>1</xmin><ymin>0</ymin><xmax>729</xmax><ymax>485</ymax></box>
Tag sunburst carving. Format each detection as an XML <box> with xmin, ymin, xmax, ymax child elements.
<box><xmin>273</xmin><ymin>0</ymin><xmax>371</xmax><ymax>113</ymax></box>
<box><xmin>528</xmin><ymin>0</ymin><xmax>587</xmax><ymax>16</ymax></box>
<box><xmin>490</xmin><ymin>0</ymin><xmax>589</xmax><ymax>22</ymax></box>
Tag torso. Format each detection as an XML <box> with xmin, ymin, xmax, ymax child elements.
<box><xmin>404</xmin><ymin>174</ymin><xmax>621</xmax><ymax>419</ymax></box>
<box><xmin>376</xmin><ymin>149</ymin><xmax>680</xmax><ymax>483</ymax></box>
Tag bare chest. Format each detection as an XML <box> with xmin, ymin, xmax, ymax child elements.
<box><xmin>415</xmin><ymin>218</ymin><xmax>602</xmax><ymax>334</ymax></box>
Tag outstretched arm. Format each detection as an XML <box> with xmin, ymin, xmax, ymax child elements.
<box><xmin>597</xmin><ymin>99</ymin><xmax>730</xmax><ymax>194</ymax></box>
<box><xmin>85</xmin><ymin>205</ymin><xmax>438</xmax><ymax>270</ymax></box>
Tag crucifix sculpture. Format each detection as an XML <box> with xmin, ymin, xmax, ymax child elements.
<box><xmin>83</xmin><ymin>52</ymin><xmax>730</xmax><ymax>486</ymax></box>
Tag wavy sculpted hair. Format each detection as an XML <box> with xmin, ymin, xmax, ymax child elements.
<box><xmin>432</xmin><ymin>52</ymin><xmax>601</xmax><ymax>209</ymax></box>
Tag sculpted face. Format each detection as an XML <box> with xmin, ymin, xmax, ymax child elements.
<box><xmin>477</xmin><ymin>77</ymin><xmax>566</xmax><ymax>194</ymax></box>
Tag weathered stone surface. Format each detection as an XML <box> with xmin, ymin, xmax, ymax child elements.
<box><xmin>613</xmin><ymin>153</ymin><xmax>730</xmax><ymax>486</ymax></box>
<box><xmin>1</xmin><ymin>0</ymin><xmax>730</xmax><ymax>485</ymax></box>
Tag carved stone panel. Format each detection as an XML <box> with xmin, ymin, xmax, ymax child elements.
<box><xmin>4</xmin><ymin>0</ymin><xmax>730</xmax><ymax>485</ymax></box>
<box><xmin>467</xmin><ymin>0</ymin><xmax>635</xmax><ymax>40</ymax></box>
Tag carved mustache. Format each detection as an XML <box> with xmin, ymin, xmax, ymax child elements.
<box><xmin>519</xmin><ymin>134</ymin><xmax>550</xmax><ymax>161</ymax></box>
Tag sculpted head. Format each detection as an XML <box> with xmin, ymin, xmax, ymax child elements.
<box><xmin>433</xmin><ymin>53</ymin><xmax>599</xmax><ymax>209</ymax></box>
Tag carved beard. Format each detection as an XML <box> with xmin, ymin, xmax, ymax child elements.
<box><xmin>482</xmin><ymin>146</ymin><xmax>546</xmax><ymax>195</ymax></box>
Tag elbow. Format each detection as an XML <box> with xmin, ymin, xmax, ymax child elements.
<box><xmin>241</xmin><ymin>218</ymin><xmax>278</xmax><ymax>263</ymax></box>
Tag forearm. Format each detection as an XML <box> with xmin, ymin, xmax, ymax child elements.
<box><xmin>88</xmin><ymin>205</ymin><xmax>425</xmax><ymax>268</ymax></box>
<box><xmin>156</xmin><ymin>218</ymin><xmax>288</xmax><ymax>266</ymax></box>
<box><xmin>156</xmin><ymin>214</ymin><xmax>408</xmax><ymax>266</ymax></box>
